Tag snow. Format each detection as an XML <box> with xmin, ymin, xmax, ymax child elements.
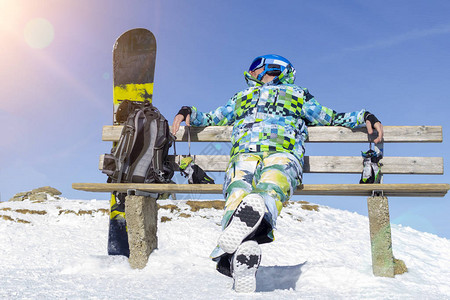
<box><xmin>1</xmin><ymin>197</ymin><xmax>449</xmax><ymax>299</ymax></box>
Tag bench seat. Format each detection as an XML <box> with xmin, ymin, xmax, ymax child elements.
<box><xmin>72</xmin><ymin>183</ymin><xmax>450</xmax><ymax>197</ymax></box>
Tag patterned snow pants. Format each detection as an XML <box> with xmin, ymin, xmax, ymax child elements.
<box><xmin>221</xmin><ymin>151</ymin><xmax>303</xmax><ymax>242</ymax></box>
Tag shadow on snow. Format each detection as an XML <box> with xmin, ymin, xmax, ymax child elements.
<box><xmin>256</xmin><ymin>262</ymin><xmax>306</xmax><ymax>292</ymax></box>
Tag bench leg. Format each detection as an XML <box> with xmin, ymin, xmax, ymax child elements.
<box><xmin>367</xmin><ymin>195</ymin><xmax>395</xmax><ymax>277</ymax></box>
<box><xmin>125</xmin><ymin>195</ymin><xmax>158</xmax><ymax>269</ymax></box>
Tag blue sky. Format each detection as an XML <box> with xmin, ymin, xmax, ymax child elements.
<box><xmin>0</xmin><ymin>0</ymin><xmax>449</xmax><ymax>238</ymax></box>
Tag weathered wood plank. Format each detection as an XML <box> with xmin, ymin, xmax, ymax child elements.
<box><xmin>99</xmin><ymin>155</ymin><xmax>444</xmax><ymax>174</ymax></box>
<box><xmin>305</xmin><ymin>126</ymin><xmax>442</xmax><ymax>143</ymax></box>
<box><xmin>303</xmin><ymin>156</ymin><xmax>444</xmax><ymax>175</ymax></box>
<box><xmin>72</xmin><ymin>183</ymin><xmax>450</xmax><ymax>197</ymax></box>
<box><xmin>102</xmin><ymin>125</ymin><xmax>443</xmax><ymax>143</ymax></box>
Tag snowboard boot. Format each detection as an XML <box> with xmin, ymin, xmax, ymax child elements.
<box><xmin>232</xmin><ymin>240</ymin><xmax>261</xmax><ymax>293</ymax></box>
<box><xmin>218</xmin><ymin>193</ymin><xmax>265</xmax><ymax>254</ymax></box>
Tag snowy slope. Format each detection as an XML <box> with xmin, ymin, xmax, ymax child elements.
<box><xmin>0</xmin><ymin>197</ymin><xmax>449</xmax><ymax>299</ymax></box>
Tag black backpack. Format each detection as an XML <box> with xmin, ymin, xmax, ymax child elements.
<box><xmin>101</xmin><ymin>100</ymin><xmax>175</xmax><ymax>184</ymax></box>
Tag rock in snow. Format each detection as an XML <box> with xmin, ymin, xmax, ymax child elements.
<box><xmin>8</xmin><ymin>186</ymin><xmax>62</xmax><ymax>202</ymax></box>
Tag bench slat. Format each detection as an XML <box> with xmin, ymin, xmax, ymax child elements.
<box><xmin>174</xmin><ymin>155</ymin><xmax>443</xmax><ymax>174</ymax></box>
<box><xmin>72</xmin><ymin>182</ymin><xmax>450</xmax><ymax>197</ymax></box>
<box><xmin>99</xmin><ymin>155</ymin><xmax>444</xmax><ymax>174</ymax></box>
<box><xmin>102</xmin><ymin>125</ymin><xmax>443</xmax><ymax>143</ymax></box>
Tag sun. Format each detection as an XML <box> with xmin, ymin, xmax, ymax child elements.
<box><xmin>0</xmin><ymin>1</ymin><xmax>55</xmax><ymax>49</ymax></box>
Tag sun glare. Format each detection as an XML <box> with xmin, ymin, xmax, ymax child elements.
<box><xmin>24</xmin><ymin>18</ymin><xmax>54</xmax><ymax>49</ymax></box>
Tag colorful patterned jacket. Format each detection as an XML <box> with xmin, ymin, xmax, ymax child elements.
<box><xmin>189</xmin><ymin>69</ymin><xmax>366</xmax><ymax>168</ymax></box>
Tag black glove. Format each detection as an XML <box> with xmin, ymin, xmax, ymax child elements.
<box><xmin>177</xmin><ymin>106</ymin><xmax>192</xmax><ymax>121</ymax></box>
<box><xmin>364</xmin><ymin>111</ymin><xmax>381</xmax><ymax>125</ymax></box>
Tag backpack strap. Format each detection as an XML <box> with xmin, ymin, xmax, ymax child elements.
<box><xmin>114</xmin><ymin>110</ymin><xmax>140</xmax><ymax>183</ymax></box>
<box><xmin>187</xmin><ymin>125</ymin><xmax>191</xmax><ymax>157</ymax></box>
<box><xmin>128</xmin><ymin>107</ymin><xmax>160</xmax><ymax>183</ymax></box>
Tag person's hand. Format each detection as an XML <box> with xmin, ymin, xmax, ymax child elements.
<box><xmin>366</xmin><ymin>119</ymin><xmax>383</xmax><ymax>144</ymax></box>
<box><xmin>171</xmin><ymin>111</ymin><xmax>190</xmax><ymax>136</ymax></box>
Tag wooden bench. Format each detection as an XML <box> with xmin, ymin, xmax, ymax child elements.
<box><xmin>73</xmin><ymin>125</ymin><xmax>449</xmax><ymax>275</ymax></box>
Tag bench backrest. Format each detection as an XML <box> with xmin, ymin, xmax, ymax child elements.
<box><xmin>101</xmin><ymin>125</ymin><xmax>444</xmax><ymax>175</ymax></box>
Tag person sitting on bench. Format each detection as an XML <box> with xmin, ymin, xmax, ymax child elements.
<box><xmin>172</xmin><ymin>54</ymin><xmax>383</xmax><ymax>293</ymax></box>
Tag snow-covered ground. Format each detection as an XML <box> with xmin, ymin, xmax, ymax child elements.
<box><xmin>0</xmin><ymin>197</ymin><xmax>449</xmax><ymax>299</ymax></box>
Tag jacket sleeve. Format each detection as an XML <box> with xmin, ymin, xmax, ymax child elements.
<box><xmin>189</xmin><ymin>95</ymin><xmax>236</xmax><ymax>126</ymax></box>
<box><xmin>301</xmin><ymin>88</ymin><xmax>366</xmax><ymax>129</ymax></box>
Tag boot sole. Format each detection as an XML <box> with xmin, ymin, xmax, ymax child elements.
<box><xmin>232</xmin><ymin>240</ymin><xmax>261</xmax><ymax>293</ymax></box>
<box><xmin>218</xmin><ymin>194</ymin><xmax>265</xmax><ymax>254</ymax></box>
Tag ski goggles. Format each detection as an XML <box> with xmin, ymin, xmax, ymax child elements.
<box><xmin>249</xmin><ymin>57</ymin><xmax>290</xmax><ymax>72</ymax></box>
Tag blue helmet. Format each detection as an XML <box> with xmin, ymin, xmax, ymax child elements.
<box><xmin>249</xmin><ymin>54</ymin><xmax>294</xmax><ymax>81</ymax></box>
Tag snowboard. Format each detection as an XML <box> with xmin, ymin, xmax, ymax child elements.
<box><xmin>108</xmin><ymin>28</ymin><xmax>157</xmax><ymax>256</ymax></box>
